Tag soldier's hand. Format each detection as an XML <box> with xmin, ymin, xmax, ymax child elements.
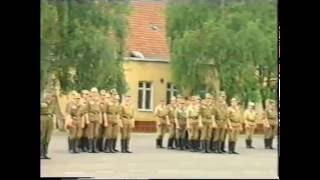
<box><xmin>176</xmin><ymin>125</ymin><xmax>181</xmax><ymax>129</ymax></box>
<box><xmin>81</xmin><ymin>124</ymin><xmax>85</xmax><ymax>129</ymax></box>
<box><xmin>104</xmin><ymin>123</ymin><xmax>108</xmax><ymax>127</ymax></box>
<box><xmin>239</xmin><ymin>126</ymin><xmax>243</xmax><ymax>132</ymax></box>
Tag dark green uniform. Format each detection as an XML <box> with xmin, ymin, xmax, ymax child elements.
<box><xmin>40</xmin><ymin>98</ymin><xmax>56</xmax><ymax>159</ymax></box>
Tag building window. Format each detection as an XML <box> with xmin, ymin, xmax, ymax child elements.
<box><xmin>138</xmin><ymin>81</ymin><xmax>153</xmax><ymax>111</ymax></box>
<box><xmin>166</xmin><ymin>83</ymin><xmax>178</xmax><ymax>104</ymax></box>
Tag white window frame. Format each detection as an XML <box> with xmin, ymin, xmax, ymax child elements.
<box><xmin>167</xmin><ymin>82</ymin><xmax>178</xmax><ymax>104</ymax></box>
<box><xmin>138</xmin><ymin>81</ymin><xmax>153</xmax><ymax>112</ymax></box>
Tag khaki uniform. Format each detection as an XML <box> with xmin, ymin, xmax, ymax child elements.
<box><xmin>105</xmin><ymin>102</ymin><xmax>121</xmax><ymax>139</ymax></box>
<box><xmin>87</xmin><ymin>100</ymin><xmax>101</xmax><ymax>139</ymax></box>
<box><xmin>120</xmin><ymin>104</ymin><xmax>134</xmax><ymax>140</ymax></box>
<box><xmin>79</xmin><ymin>99</ymin><xmax>89</xmax><ymax>151</ymax></box>
<box><xmin>66</xmin><ymin>101</ymin><xmax>83</xmax><ymax>140</ymax></box>
<box><xmin>188</xmin><ymin>105</ymin><xmax>200</xmax><ymax>141</ymax></box>
<box><xmin>40</xmin><ymin>99</ymin><xmax>56</xmax><ymax>159</ymax></box>
<box><xmin>212</xmin><ymin>102</ymin><xmax>228</xmax><ymax>153</ymax></box>
<box><xmin>167</xmin><ymin>104</ymin><xmax>177</xmax><ymax>149</ymax></box>
<box><xmin>264</xmin><ymin>108</ymin><xmax>278</xmax><ymax>149</ymax></box>
<box><xmin>200</xmin><ymin>105</ymin><xmax>214</xmax><ymax>141</ymax></box>
<box><xmin>175</xmin><ymin>107</ymin><xmax>188</xmax><ymax>150</ymax></box>
<box><xmin>227</xmin><ymin>106</ymin><xmax>242</xmax><ymax>154</ymax></box>
<box><xmin>154</xmin><ymin>104</ymin><xmax>169</xmax><ymax>148</ymax></box>
<box><xmin>244</xmin><ymin>109</ymin><xmax>257</xmax><ymax>140</ymax></box>
<box><xmin>155</xmin><ymin>105</ymin><xmax>169</xmax><ymax>139</ymax></box>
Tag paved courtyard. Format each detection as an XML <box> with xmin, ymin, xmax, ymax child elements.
<box><xmin>41</xmin><ymin>131</ymin><xmax>279</xmax><ymax>179</ymax></box>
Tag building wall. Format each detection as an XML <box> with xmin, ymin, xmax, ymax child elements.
<box><xmin>123</xmin><ymin>59</ymin><xmax>171</xmax><ymax>122</ymax></box>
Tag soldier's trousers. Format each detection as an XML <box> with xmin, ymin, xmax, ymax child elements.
<box><xmin>228</xmin><ymin>122</ymin><xmax>241</xmax><ymax>142</ymax></box>
<box><xmin>105</xmin><ymin>119</ymin><xmax>119</xmax><ymax>139</ymax></box>
<box><xmin>176</xmin><ymin>124</ymin><xmax>187</xmax><ymax>139</ymax></box>
<box><xmin>69</xmin><ymin>121</ymin><xmax>83</xmax><ymax>140</ymax></box>
<box><xmin>88</xmin><ymin>121</ymin><xmax>100</xmax><ymax>139</ymax></box>
<box><xmin>168</xmin><ymin>122</ymin><xmax>176</xmax><ymax>139</ymax></box>
<box><xmin>264</xmin><ymin>123</ymin><xmax>277</xmax><ymax>139</ymax></box>
<box><xmin>213</xmin><ymin>121</ymin><xmax>226</xmax><ymax>141</ymax></box>
<box><xmin>41</xmin><ymin>115</ymin><xmax>54</xmax><ymax>144</ymax></box>
<box><xmin>157</xmin><ymin>121</ymin><xmax>167</xmax><ymax>139</ymax></box>
<box><xmin>201</xmin><ymin>121</ymin><xmax>213</xmax><ymax>141</ymax></box>
<box><xmin>189</xmin><ymin>121</ymin><xmax>199</xmax><ymax>140</ymax></box>
<box><xmin>245</xmin><ymin>122</ymin><xmax>256</xmax><ymax>140</ymax></box>
<box><xmin>120</xmin><ymin>118</ymin><xmax>132</xmax><ymax>140</ymax></box>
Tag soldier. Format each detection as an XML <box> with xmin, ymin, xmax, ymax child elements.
<box><xmin>154</xmin><ymin>99</ymin><xmax>169</xmax><ymax>148</ymax></box>
<box><xmin>212</xmin><ymin>94</ymin><xmax>228</xmax><ymax>153</ymax></box>
<box><xmin>167</xmin><ymin>96</ymin><xmax>177</xmax><ymax>149</ymax></box>
<box><xmin>97</xmin><ymin>90</ymin><xmax>108</xmax><ymax>152</ymax></box>
<box><xmin>65</xmin><ymin>93</ymin><xmax>83</xmax><ymax>153</ymax></box>
<box><xmin>79</xmin><ymin>90</ymin><xmax>90</xmax><ymax>152</ymax></box>
<box><xmin>119</xmin><ymin>95</ymin><xmax>135</xmax><ymax>153</ymax></box>
<box><xmin>40</xmin><ymin>92</ymin><xmax>57</xmax><ymax>159</ymax></box>
<box><xmin>263</xmin><ymin>99</ymin><xmax>277</xmax><ymax>149</ymax></box>
<box><xmin>175</xmin><ymin>100</ymin><xmax>188</xmax><ymax>150</ymax></box>
<box><xmin>199</xmin><ymin>94</ymin><xmax>217</xmax><ymax>153</ymax></box>
<box><xmin>187</xmin><ymin>96</ymin><xmax>201</xmax><ymax>152</ymax></box>
<box><xmin>104</xmin><ymin>94</ymin><xmax>121</xmax><ymax>153</ymax></box>
<box><xmin>65</xmin><ymin>90</ymin><xmax>77</xmax><ymax>153</ymax></box>
<box><xmin>227</xmin><ymin>97</ymin><xmax>243</xmax><ymax>154</ymax></box>
<box><xmin>243</xmin><ymin>102</ymin><xmax>258</xmax><ymax>148</ymax></box>
<box><xmin>86</xmin><ymin>87</ymin><xmax>102</xmax><ymax>153</ymax></box>
<box><xmin>219</xmin><ymin>91</ymin><xmax>228</xmax><ymax>153</ymax></box>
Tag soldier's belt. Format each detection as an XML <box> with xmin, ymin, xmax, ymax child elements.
<box><xmin>107</xmin><ymin>113</ymin><xmax>117</xmax><ymax>115</ymax></box>
<box><xmin>190</xmin><ymin>116</ymin><xmax>198</xmax><ymax>119</ymax></box>
<box><xmin>122</xmin><ymin>115</ymin><xmax>132</xmax><ymax>118</ymax></box>
<box><xmin>157</xmin><ymin>116</ymin><xmax>166</xmax><ymax>119</ymax></box>
<box><xmin>89</xmin><ymin>112</ymin><xmax>100</xmax><ymax>114</ymax></box>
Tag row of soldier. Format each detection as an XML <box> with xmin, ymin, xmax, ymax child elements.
<box><xmin>154</xmin><ymin>92</ymin><xmax>277</xmax><ymax>154</ymax></box>
<box><xmin>64</xmin><ymin>88</ymin><xmax>135</xmax><ymax>155</ymax></box>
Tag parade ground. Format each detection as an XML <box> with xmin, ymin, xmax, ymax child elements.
<box><xmin>41</xmin><ymin>131</ymin><xmax>278</xmax><ymax>179</ymax></box>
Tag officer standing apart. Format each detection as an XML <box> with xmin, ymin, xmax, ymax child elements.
<box><xmin>243</xmin><ymin>102</ymin><xmax>258</xmax><ymax>148</ymax></box>
<box><xmin>175</xmin><ymin>99</ymin><xmax>189</xmax><ymax>150</ymax></box>
<box><xmin>227</xmin><ymin>97</ymin><xmax>243</xmax><ymax>154</ymax></box>
<box><xmin>263</xmin><ymin>99</ymin><xmax>277</xmax><ymax>149</ymax></box>
<box><xmin>167</xmin><ymin>96</ymin><xmax>177</xmax><ymax>149</ymax></box>
<box><xmin>154</xmin><ymin>100</ymin><xmax>169</xmax><ymax>148</ymax></box>
<box><xmin>120</xmin><ymin>95</ymin><xmax>135</xmax><ymax>153</ymax></box>
<box><xmin>41</xmin><ymin>92</ymin><xmax>57</xmax><ymax>160</ymax></box>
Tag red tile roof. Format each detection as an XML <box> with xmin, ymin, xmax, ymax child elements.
<box><xmin>127</xmin><ymin>0</ymin><xmax>170</xmax><ymax>60</ymax></box>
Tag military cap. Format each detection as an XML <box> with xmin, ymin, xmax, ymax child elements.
<box><xmin>91</xmin><ymin>87</ymin><xmax>98</xmax><ymax>92</ymax></box>
<box><xmin>177</xmin><ymin>94</ymin><xmax>182</xmax><ymax>98</ymax></box>
<box><xmin>70</xmin><ymin>90</ymin><xmax>77</xmax><ymax>96</ymax></box>
<box><xmin>110</xmin><ymin>88</ymin><xmax>118</xmax><ymax>95</ymax></box>
<box><xmin>269</xmin><ymin>99</ymin><xmax>275</xmax><ymax>104</ymax></box>
<box><xmin>114</xmin><ymin>94</ymin><xmax>120</xmax><ymax>100</ymax></box>
<box><xmin>75</xmin><ymin>93</ymin><xmax>81</xmax><ymax>99</ymax></box>
<box><xmin>170</xmin><ymin>96</ymin><xmax>176</xmax><ymax>101</ymax></box>
<box><xmin>231</xmin><ymin>97</ymin><xmax>237</xmax><ymax>101</ymax></box>
<box><xmin>219</xmin><ymin>91</ymin><xmax>226</xmax><ymax>97</ymax></box>
<box><xmin>248</xmin><ymin>102</ymin><xmax>255</xmax><ymax>106</ymax></box>
<box><xmin>205</xmin><ymin>93</ymin><xmax>212</xmax><ymax>99</ymax></box>
<box><xmin>100</xmin><ymin>89</ymin><xmax>107</xmax><ymax>95</ymax></box>
<box><xmin>81</xmin><ymin>90</ymin><xmax>89</xmax><ymax>94</ymax></box>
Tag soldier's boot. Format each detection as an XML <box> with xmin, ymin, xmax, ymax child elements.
<box><xmin>121</xmin><ymin>139</ymin><xmax>126</xmax><ymax>153</ymax></box>
<box><xmin>221</xmin><ymin>141</ymin><xmax>227</xmax><ymax>153</ymax></box>
<box><xmin>269</xmin><ymin>138</ymin><xmax>274</xmax><ymax>149</ymax></box>
<box><xmin>102</xmin><ymin>138</ymin><xmax>107</xmax><ymax>152</ymax></box>
<box><xmin>211</xmin><ymin>141</ymin><xmax>217</xmax><ymax>153</ymax></box>
<box><xmin>245</xmin><ymin>139</ymin><xmax>250</xmax><ymax>148</ymax></box>
<box><xmin>228</xmin><ymin>141</ymin><xmax>233</xmax><ymax>154</ymax></box>
<box><xmin>84</xmin><ymin>137</ymin><xmax>89</xmax><ymax>152</ymax></box>
<box><xmin>167</xmin><ymin>138</ymin><xmax>174</xmax><ymax>149</ymax></box>
<box><xmin>44</xmin><ymin>143</ymin><xmax>51</xmax><ymax>159</ymax></box>
<box><xmin>88</xmin><ymin>139</ymin><xmax>94</xmax><ymax>153</ymax></box>
<box><xmin>109</xmin><ymin>139</ymin><xmax>116</xmax><ymax>153</ymax></box>
<box><xmin>112</xmin><ymin>138</ymin><xmax>119</xmax><ymax>152</ymax></box>
<box><xmin>216</xmin><ymin>141</ymin><xmax>222</xmax><ymax>153</ymax></box>
<box><xmin>232</xmin><ymin>141</ymin><xmax>239</xmax><ymax>154</ymax></box>
<box><xmin>125</xmin><ymin>139</ymin><xmax>132</xmax><ymax>153</ymax></box>
<box><xmin>40</xmin><ymin>144</ymin><xmax>46</xmax><ymax>159</ymax></box>
<box><xmin>104</xmin><ymin>139</ymin><xmax>111</xmax><ymax>153</ymax></box>
<box><xmin>249</xmin><ymin>139</ymin><xmax>255</xmax><ymax>148</ymax></box>
<box><xmin>205</xmin><ymin>140</ymin><xmax>211</xmax><ymax>153</ymax></box>
<box><xmin>68</xmin><ymin>138</ymin><xmax>72</xmax><ymax>153</ymax></box>
<box><xmin>181</xmin><ymin>138</ymin><xmax>186</xmax><ymax>150</ymax></box>
<box><xmin>77</xmin><ymin>137</ymin><xmax>83</xmax><ymax>152</ymax></box>
<box><xmin>159</xmin><ymin>138</ymin><xmax>164</xmax><ymax>148</ymax></box>
<box><xmin>70</xmin><ymin>139</ymin><xmax>76</xmax><ymax>153</ymax></box>
<box><xmin>93</xmin><ymin>138</ymin><xmax>99</xmax><ymax>153</ymax></box>
<box><xmin>264</xmin><ymin>138</ymin><xmax>268</xmax><ymax>149</ymax></box>
<box><xmin>209</xmin><ymin>140</ymin><xmax>213</xmax><ymax>152</ymax></box>
<box><xmin>74</xmin><ymin>139</ymin><xmax>80</xmax><ymax>153</ymax></box>
<box><xmin>174</xmin><ymin>138</ymin><xmax>180</xmax><ymax>149</ymax></box>
<box><xmin>172</xmin><ymin>138</ymin><xmax>177</xmax><ymax>149</ymax></box>
<box><xmin>200</xmin><ymin>140</ymin><xmax>206</xmax><ymax>153</ymax></box>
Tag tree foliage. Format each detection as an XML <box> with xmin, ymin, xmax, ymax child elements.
<box><xmin>41</xmin><ymin>0</ymin><xmax>130</xmax><ymax>94</ymax></box>
<box><xmin>166</xmin><ymin>0</ymin><xmax>277</xmax><ymax>106</ymax></box>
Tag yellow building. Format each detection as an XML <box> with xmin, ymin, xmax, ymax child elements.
<box><xmin>123</xmin><ymin>1</ymin><xmax>176</xmax><ymax>132</ymax></box>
